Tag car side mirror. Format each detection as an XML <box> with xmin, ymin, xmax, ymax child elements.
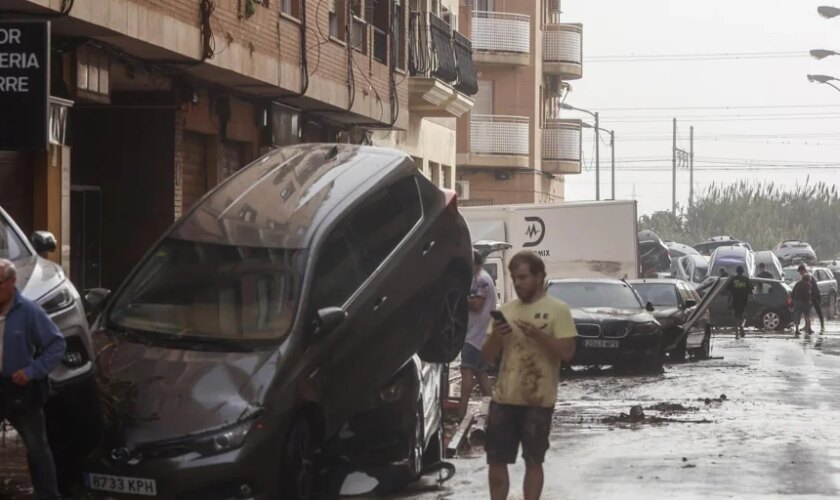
<box><xmin>685</xmin><ymin>299</ymin><xmax>697</xmax><ymax>308</ymax></box>
<box><xmin>646</xmin><ymin>302</ymin><xmax>655</xmax><ymax>312</ymax></box>
<box><xmin>313</xmin><ymin>307</ymin><xmax>347</xmax><ymax>336</ymax></box>
<box><xmin>84</xmin><ymin>288</ymin><xmax>112</xmax><ymax>314</ymax></box>
<box><xmin>31</xmin><ymin>231</ymin><xmax>57</xmax><ymax>255</ymax></box>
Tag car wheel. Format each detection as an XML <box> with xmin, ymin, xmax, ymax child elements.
<box><xmin>280</xmin><ymin>416</ymin><xmax>317</xmax><ymax>500</ymax></box>
<box><xmin>419</xmin><ymin>273</ymin><xmax>469</xmax><ymax>363</ymax></box>
<box><xmin>761</xmin><ymin>310</ymin><xmax>782</xmax><ymax>332</ymax></box>
<box><xmin>697</xmin><ymin>325</ymin><xmax>712</xmax><ymax>360</ymax></box>
<box><xmin>409</xmin><ymin>401</ymin><xmax>425</xmax><ymax>478</ymax></box>
<box><xmin>670</xmin><ymin>335</ymin><xmax>687</xmax><ymax>363</ymax></box>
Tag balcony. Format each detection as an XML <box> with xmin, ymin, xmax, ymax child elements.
<box><xmin>409</xmin><ymin>12</ymin><xmax>477</xmax><ymax>117</ymax></box>
<box><xmin>542</xmin><ymin>119</ymin><xmax>582</xmax><ymax>174</ymax></box>
<box><xmin>459</xmin><ymin>115</ymin><xmax>531</xmax><ymax>168</ymax></box>
<box><xmin>471</xmin><ymin>11</ymin><xmax>531</xmax><ymax>66</ymax></box>
<box><xmin>543</xmin><ymin>23</ymin><xmax>583</xmax><ymax>80</ymax></box>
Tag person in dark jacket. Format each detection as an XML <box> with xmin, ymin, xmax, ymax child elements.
<box><xmin>725</xmin><ymin>266</ymin><xmax>752</xmax><ymax>338</ymax></box>
<box><xmin>0</xmin><ymin>259</ymin><xmax>66</xmax><ymax>500</ymax></box>
<box><xmin>792</xmin><ymin>273</ymin><xmax>814</xmax><ymax>337</ymax></box>
<box><xmin>756</xmin><ymin>263</ymin><xmax>774</xmax><ymax>279</ymax></box>
<box><xmin>798</xmin><ymin>265</ymin><xmax>825</xmax><ymax>332</ymax></box>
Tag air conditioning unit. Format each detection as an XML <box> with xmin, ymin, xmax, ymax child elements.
<box><xmin>455</xmin><ymin>180</ymin><xmax>470</xmax><ymax>201</ymax></box>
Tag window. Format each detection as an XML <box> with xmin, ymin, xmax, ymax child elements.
<box><xmin>0</xmin><ymin>216</ymin><xmax>28</xmax><ymax>260</ymax></box>
<box><xmin>393</xmin><ymin>0</ymin><xmax>406</xmax><ymax>69</ymax></box>
<box><xmin>349</xmin><ymin>176</ymin><xmax>422</xmax><ymax>272</ymax></box>
<box><xmin>371</xmin><ymin>0</ymin><xmax>389</xmax><ymax>63</ymax></box>
<box><xmin>350</xmin><ymin>0</ymin><xmax>368</xmax><ymax>53</ymax></box>
<box><xmin>474</xmin><ymin>0</ymin><xmax>493</xmax><ymax>12</ymax></box>
<box><xmin>281</xmin><ymin>0</ymin><xmax>300</xmax><ymax>17</ymax></box>
<box><xmin>311</xmin><ymin>229</ymin><xmax>366</xmax><ymax>310</ymax></box>
<box><xmin>330</xmin><ymin>0</ymin><xmax>347</xmax><ymax>41</ymax></box>
<box><xmin>474</xmin><ymin>80</ymin><xmax>494</xmax><ymax>115</ymax></box>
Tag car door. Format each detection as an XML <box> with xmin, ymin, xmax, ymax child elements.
<box><xmin>314</xmin><ymin>175</ymin><xmax>424</xmax><ymax>430</ymax></box>
<box><xmin>678</xmin><ymin>282</ymin><xmax>704</xmax><ymax>347</ymax></box>
<box><xmin>817</xmin><ymin>270</ymin><xmax>834</xmax><ymax>306</ymax></box>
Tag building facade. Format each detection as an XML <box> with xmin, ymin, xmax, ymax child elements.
<box><xmin>455</xmin><ymin>0</ymin><xmax>584</xmax><ymax>205</ymax></box>
<box><xmin>1</xmin><ymin>0</ymin><xmax>475</xmax><ymax>290</ymax></box>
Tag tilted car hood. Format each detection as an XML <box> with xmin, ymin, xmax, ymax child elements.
<box><xmin>571</xmin><ymin>307</ymin><xmax>654</xmax><ymax>323</ymax></box>
<box><xmin>95</xmin><ymin>336</ymin><xmax>279</xmax><ymax>446</ymax></box>
<box><xmin>13</xmin><ymin>255</ymin><xmax>65</xmax><ymax>301</ymax></box>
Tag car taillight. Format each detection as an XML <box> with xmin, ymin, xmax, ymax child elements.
<box><xmin>442</xmin><ymin>188</ymin><xmax>458</xmax><ymax>214</ymax></box>
<box><xmin>786</xmin><ymin>296</ymin><xmax>793</xmax><ymax>306</ymax></box>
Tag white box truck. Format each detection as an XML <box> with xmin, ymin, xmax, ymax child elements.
<box><xmin>463</xmin><ymin>200</ymin><xmax>640</xmax><ymax>303</ymax></box>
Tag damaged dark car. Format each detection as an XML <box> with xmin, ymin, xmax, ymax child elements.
<box><xmin>629</xmin><ymin>279</ymin><xmax>713</xmax><ymax>362</ymax></box>
<box><xmin>83</xmin><ymin>144</ymin><xmax>472</xmax><ymax>499</ymax></box>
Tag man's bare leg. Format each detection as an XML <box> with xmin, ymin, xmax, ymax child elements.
<box><xmin>523</xmin><ymin>461</ymin><xmax>545</xmax><ymax>500</ymax></box>
<box><xmin>459</xmin><ymin>368</ymin><xmax>476</xmax><ymax>418</ymax></box>
<box><xmin>489</xmin><ymin>463</ymin><xmax>510</xmax><ymax>500</ymax></box>
<box><xmin>477</xmin><ymin>370</ymin><xmax>492</xmax><ymax>397</ymax></box>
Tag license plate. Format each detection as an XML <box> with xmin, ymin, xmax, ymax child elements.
<box><xmin>584</xmin><ymin>339</ymin><xmax>619</xmax><ymax>349</ymax></box>
<box><xmin>87</xmin><ymin>473</ymin><xmax>157</xmax><ymax>496</ymax></box>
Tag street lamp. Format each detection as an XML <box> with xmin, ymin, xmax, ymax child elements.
<box><xmin>808</xmin><ymin>74</ymin><xmax>840</xmax><ymax>93</ymax></box>
<box><xmin>818</xmin><ymin>6</ymin><xmax>840</xmax><ymax>18</ymax></box>
<box><xmin>559</xmin><ymin>102</ymin><xmax>606</xmax><ymax>200</ymax></box>
<box><xmin>810</xmin><ymin>49</ymin><xmax>840</xmax><ymax>60</ymax></box>
<box><xmin>579</xmin><ymin>121</ymin><xmax>617</xmax><ymax>200</ymax></box>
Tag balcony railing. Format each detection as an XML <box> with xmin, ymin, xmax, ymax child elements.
<box><xmin>542</xmin><ymin>119</ymin><xmax>582</xmax><ymax>173</ymax></box>
<box><xmin>454</xmin><ymin>32</ymin><xmax>478</xmax><ymax>95</ymax></box>
<box><xmin>409</xmin><ymin>11</ymin><xmax>477</xmax><ymax>97</ymax></box>
<box><xmin>470</xmin><ymin>115</ymin><xmax>530</xmax><ymax>156</ymax></box>
<box><xmin>544</xmin><ymin>23</ymin><xmax>583</xmax><ymax>79</ymax></box>
<box><xmin>472</xmin><ymin>11</ymin><xmax>531</xmax><ymax>54</ymax></box>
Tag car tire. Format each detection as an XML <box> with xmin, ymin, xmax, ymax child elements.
<box><xmin>419</xmin><ymin>273</ymin><xmax>469</xmax><ymax>363</ymax></box>
<box><xmin>280</xmin><ymin>415</ymin><xmax>318</xmax><ymax>500</ymax></box>
<box><xmin>761</xmin><ymin>310</ymin><xmax>782</xmax><ymax>332</ymax></box>
<box><xmin>409</xmin><ymin>401</ymin><xmax>425</xmax><ymax>479</ymax></box>
<box><xmin>696</xmin><ymin>325</ymin><xmax>712</xmax><ymax>360</ymax></box>
<box><xmin>670</xmin><ymin>334</ymin><xmax>687</xmax><ymax>363</ymax></box>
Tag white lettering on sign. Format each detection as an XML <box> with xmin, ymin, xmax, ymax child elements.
<box><xmin>0</xmin><ymin>28</ymin><xmax>22</xmax><ymax>45</ymax></box>
<box><xmin>0</xmin><ymin>52</ymin><xmax>40</xmax><ymax>69</ymax></box>
<box><xmin>0</xmin><ymin>76</ymin><xmax>29</xmax><ymax>92</ymax></box>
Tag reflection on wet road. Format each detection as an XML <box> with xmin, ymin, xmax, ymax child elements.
<box><xmin>393</xmin><ymin>321</ymin><xmax>840</xmax><ymax>499</ymax></box>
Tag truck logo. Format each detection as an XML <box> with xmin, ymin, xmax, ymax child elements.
<box><xmin>523</xmin><ymin>216</ymin><xmax>546</xmax><ymax>248</ymax></box>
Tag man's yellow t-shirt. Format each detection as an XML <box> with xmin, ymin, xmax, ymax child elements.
<box><xmin>485</xmin><ymin>295</ymin><xmax>577</xmax><ymax>408</ymax></box>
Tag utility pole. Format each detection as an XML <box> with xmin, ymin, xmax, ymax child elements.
<box><xmin>610</xmin><ymin>130</ymin><xmax>616</xmax><ymax>200</ymax></box>
<box><xmin>689</xmin><ymin>126</ymin><xmax>695</xmax><ymax>207</ymax></box>
<box><xmin>595</xmin><ymin>112</ymin><xmax>601</xmax><ymax>201</ymax></box>
<box><xmin>672</xmin><ymin>118</ymin><xmax>677</xmax><ymax>214</ymax></box>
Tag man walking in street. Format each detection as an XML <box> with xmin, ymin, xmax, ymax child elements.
<box><xmin>798</xmin><ymin>265</ymin><xmax>825</xmax><ymax>332</ymax></box>
<box><xmin>0</xmin><ymin>259</ymin><xmax>66</xmax><ymax>500</ymax></box>
<box><xmin>756</xmin><ymin>263</ymin><xmax>774</xmax><ymax>279</ymax></box>
<box><xmin>458</xmin><ymin>250</ymin><xmax>496</xmax><ymax>419</ymax></box>
<box><xmin>792</xmin><ymin>272</ymin><xmax>814</xmax><ymax>337</ymax></box>
<box><xmin>726</xmin><ymin>266</ymin><xmax>752</xmax><ymax>339</ymax></box>
<box><xmin>481</xmin><ymin>251</ymin><xmax>577</xmax><ymax>500</ymax></box>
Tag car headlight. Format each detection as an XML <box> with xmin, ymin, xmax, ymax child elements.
<box><xmin>38</xmin><ymin>284</ymin><xmax>76</xmax><ymax>314</ymax></box>
<box><xmin>190</xmin><ymin>419</ymin><xmax>255</xmax><ymax>457</ymax></box>
<box><xmin>632</xmin><ymin>321</ymin><xmax>659</xmax><ymax>334</ymax></box>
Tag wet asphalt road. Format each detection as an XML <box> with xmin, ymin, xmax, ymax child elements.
<box><xmin>394</xmin><ymin>321</ymin><xmax>840</xmax><ymax>500</ymax></box>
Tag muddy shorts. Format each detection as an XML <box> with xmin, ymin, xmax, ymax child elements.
<box><xmin>485</xmin><ymin>401</ymin><xmax>553</xmax><ymax>465</ymax></box>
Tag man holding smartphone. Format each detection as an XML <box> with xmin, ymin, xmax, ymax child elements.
<box><xmin>481</xmin><ymin>251</ymin><xmax>577</xmax><ymax>500</ymax></box>
<box><xmin>458</xmin><ymin>250</ymin><xmax>496</xmax><ymax>419</ymax></box>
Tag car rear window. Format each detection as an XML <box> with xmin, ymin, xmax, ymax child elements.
<box><xmin>633</xmin><ymin>283</ymin><xmax>680</xmax><ymax>307</ymax></box>
<box><xmin>0</xmin><ymin>216</ymin><xmax>28</xmax><ymax>261</ymax></box>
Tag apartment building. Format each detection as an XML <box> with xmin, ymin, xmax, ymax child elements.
<box><xmin>455</xmin><ymin>0</ymin><xmax>584</xmax><ymax>205</ymax></box>
<box><xmin>0</xmin><ymin>0</ymin><xmax>476</xmax><ymax>290</ymax></box>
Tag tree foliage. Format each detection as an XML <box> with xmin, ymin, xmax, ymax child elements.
<box><xmin>638</xmin><ymin>180</ymin><xmax>840</xmax><ymax>259</ymax></box>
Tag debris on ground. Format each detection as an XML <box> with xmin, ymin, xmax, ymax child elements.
<box><xmin>647</xmin><ymin>402</ymin><xmax>698</xmax><ymax>413</ymax></box>
<box><xmin>602</xmin><ymin>405</ymin><xmax>713</xmax><ymax>425</ymax></box>
<box><xmin>698</xmin><ymin>394</ymin><xmax>729</xmax><ymax>405</ymax></box>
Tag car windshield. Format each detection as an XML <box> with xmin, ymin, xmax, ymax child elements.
<box><xmin>548</xmin><ymin>282</ymin><xmax>643</xmax><ymax>309</ymax></box>
<box><xmin>633</xmin><ymin>283</ymin><xmax>680</xmax><ymax>307</ymax></box>
<box><xmin>710</xmin><ymin>259</ymin><xmax>747</xmax><ymax>278</ymax></box>
<box><xmin>0</xmin><ymin>215</ymin><xmax>29</xmax><ymax>261</ymax></box>
<box><xmin>783</xmin><ymin>268</ymin><xmax>801</xmax><ymax>282</ymax></box>
<box><xmin>107</xmin><ymin>238</ymin><xmax>301</xmax><ymax>341</ymax></box>
<box><xmin>693</xmin><ymin>265</ymin><xmax>708</xmax><ymax>283</ymax></box>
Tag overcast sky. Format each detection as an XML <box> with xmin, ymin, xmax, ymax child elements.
<box><xmin>559</xmin><ymin>0</ymin><xmax>840</xmax><ymax>215</ymax></box>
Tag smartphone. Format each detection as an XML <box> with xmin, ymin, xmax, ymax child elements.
<box><xmin>490</xmin><ymin>310</ymin><xmax>508</xmax><ymax>325</ymax></box>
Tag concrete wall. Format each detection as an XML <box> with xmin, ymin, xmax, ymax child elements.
<box><xmin>372</xmin><ymin>116</ymin><xmax>457</xmax><ymax>189</ymax></box>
